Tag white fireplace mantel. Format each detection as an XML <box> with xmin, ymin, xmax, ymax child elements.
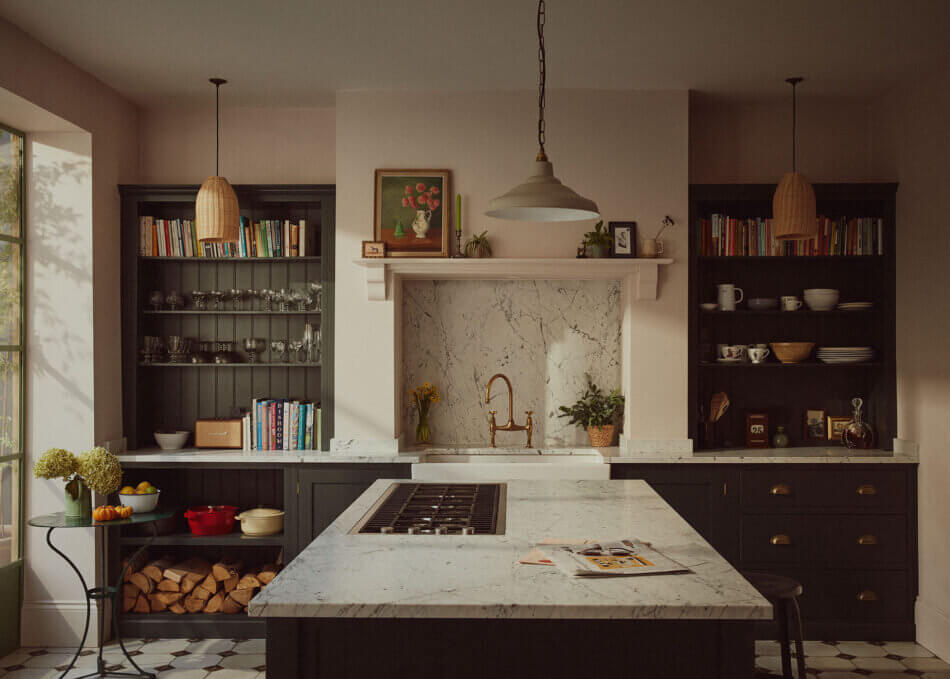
<box><xmin>353</xmin><ymin>257</ymin><xmax>674</xmax><ymax>301</ymax></box>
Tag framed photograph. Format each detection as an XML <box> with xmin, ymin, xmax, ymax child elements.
<box><xmin>609</xmin><ymin>221</ymin><xmax>637</xmax><ymax>258</ymax></box>
<box><xmin>804</xmin><ymin>408</ymin><xmax>827</xmax><ymax>441</ymax></box>
<box><xmin>374</xmin><ymin>169</ymin><xmax>451</xmax><ymax>257</ymax></box>
<box><xmin>745</xmin><ymin>412</ymin><xmax>769</xmax><ymax>448</ymax></box>
<box><xmin>827</xmin><ymin>416</ymin><xmax>850</xmax><ymax>443</ymax></box>
<box><xmin>362</xmin><ymin>240</ymin><xmax>385</xmax><ymax>258</ymax></box>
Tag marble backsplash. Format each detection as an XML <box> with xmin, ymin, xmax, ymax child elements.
<box><xmin>402</xmin><ymin>280</ymin><xmax>622</xmax><ymax>446</ymax></box>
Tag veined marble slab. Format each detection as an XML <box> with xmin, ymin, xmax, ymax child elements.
<box><xmin>116</xmin><ymin>448</ymin><xmax>421</xmax><ymax>464</ymax></box>
<box><xmin>248</xmin><ymin>479</ymin><xmax>772</xmax><ymax>621</ymax></box>
<box><xmin>602</xmin><ymin>446</ymin><xmax>918</xmax><ymax>464</ymax></box>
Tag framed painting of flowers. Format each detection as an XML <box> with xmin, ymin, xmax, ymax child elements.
<box><xmin>374</xmin><ymin>169</ymin><xmax>451</xmax><ymax>257</ymax></box>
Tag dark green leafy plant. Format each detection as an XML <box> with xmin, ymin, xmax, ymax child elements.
<box><xmin>582</xmin><ymin>221</ymin><xmax>612</xmax><ymax>248</ymax></box>
<box><xmin>558</xmin><ymin>375</ymin><xmax>624</xmax><ymax>427</ymax></box>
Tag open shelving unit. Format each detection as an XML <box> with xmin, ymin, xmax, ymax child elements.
<box><xmin>688</xmin><ymin>183</ymin><xmax>897</xmax><ymax>450</ymax></box>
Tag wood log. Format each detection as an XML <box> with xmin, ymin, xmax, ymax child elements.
<box><xmin>133</xmin><ymin>594</ymin><xmax>150</xmax><ymax>614</ymax></box>
<box><xmin>151</xmin><ymin>591</ymin><xmax>182</xmax><ymax>606</ymax></box>
<box><xmin>191</xmin><ymin>586</ymin><xmax>212</xmax><ymax>602</ymax></box>
<box><xmin>212</xmin><ymin>559</ymin><xmax>244</xmax><ymax>582</ymax></box>
<box><xmin>168</xmin><ymin>601</ymin><xmax>186</xmax><ymax>615</ymax></box>
<box><xmin>221</xmin><ymin>594</ymin><xmax>244</xmax><ymax>614</ymax></box>
<box><xmin>129</xmin><ymin>571</ymin><xmax>153</xmax><ymax>595</ymax></box>
<box><xmin>149</xmin><ymin>594</ymin><xmax>168</xmax><ymax>613</ymax></box>
<box><xmin>223</xmin><ymin>574</ymin><xmax>239</xmax><ymax>593</ymax></box>
<box><xmin>183</xmin><ymin>595</ymin><xmax>206</xmax><ymax>613</ymax></box>
<box><xmin>179</xmin><ymin>575</ymin><xmax>199</xmax><ymax>594</ymax></box>
<box><xmin>200</xmin><ymin>572</ymin><xmax>219</xmax><ymax>594</ymax></box>
<box><xmin>122</xmin><ymin>583</ymin><xmax>140</xmax><ymax>599</ymax></box>
<box><xmin>121</xmin><ymin>551</ymin><xmax>147</xmax><ymax>581</ymax></box>
<box><xmin>142</xmin><ymin>556</ymin><xmax>175</xmax><ymax>583</ymax></box>
<box><xmin>157</xmin><ymin>579</ymin><xmax>180</xmax><ymax>592</ymax></box>
<box><xmin>228</xmin><ymin>587</ymin><xmax>255</xmax><ymax>606</ymax></box>
<box><xmin>237</xmin><ymin>573</ymin><xmax>262</xmax><ymax>590</ymax></box>
<box><xmin>257</xmin><ymin>563</ymin><xmax>282</xmax><ymax>585</ymax></box>
<box><xmin>163</xmin><ymin>558</ymin><xmax>212</xmax><ymax>583</ymax></box>
<box><xmin>122</xmin><ymin>596</ymin><xmax>137</xmax><ymax>613</ymax></box>
<box><xmin>204</xmin><ymin>591</ymin><xmax>225</xmax><ymax>614</ymax></box>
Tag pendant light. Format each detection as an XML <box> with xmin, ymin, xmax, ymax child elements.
<box><xmin>196</xmin><ymin>77</ymin><xmax>239</xmax><ymax>243</ymax></box>
<box><xmin>772</xmin><ymin>77</ymin><xmax>817</xmax><ymax>241</ymax></box>
<box><xmin>485</xmin><ymin>0</ymin><xmax>599</xmax><ymax>222</ymax></box>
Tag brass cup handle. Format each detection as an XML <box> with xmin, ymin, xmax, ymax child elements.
<box><xmin>770</xmin><ymin>534</ymin><xmax>792</xmax><ymax>546</ymax></box>
<box><xmin>856</xmin><ymin>484</ymin><xmax>878</xmax><ymax>496</ymax></box>
<box><xmin>857</xmin><ymin>590</ymin><xmax>878</xmax><ymax>601</ymax></box>
<box><xmin>770</xmin><ymin>483</ymin><xmax>792</xmax><ymax>496</ymax></box>
<box><xmin>857</xmin><ymin>534</ymin><xmax>878</xmax><ymax>546</ymax></box>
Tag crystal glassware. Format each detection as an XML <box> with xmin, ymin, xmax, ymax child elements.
<box><xmin>214</xmin><ymin>341</ymin><xmax>235</xmax><ymax>364</ymax></box>
<box><xmin>231</xmin><ymin>288</ymin><xmax>247</xmax><ymax>311</ymax></box>
<box><xmin>166</xmin><ymin>290</ymin><xmax>183</xmax><ymax>311</ymax></box>
<box><xmin>289</xmin><ymin>340</ymin><xmax>305</xmax><ymax>363</ymax></box>
<box><xmin>148</xmin><ymin>290</ymin><xmax>164</xmax><ymax>311</ymax></box>
<box><xmin>277</xmin><ymin>288</ymin><xmax>291</xmax><ymax>312</ymax></box>
<box><xmin>842</xmin><ymin>397</ymin><xmax>874</xmax><ymax>449</ymax></box>
<box><xmin>270</xmin><ymin>340</ymin><xmax>289</xmax><ymax>363</ymax></box>
<box><xmin>260</xmin><ymin>288</ymin><xmax>275</xmax><ymax>311</ymax></box>
<box><xmin>308</xmin><ymin>282</ymin><xmax>323</xmax><ymax>311</ymax></box>
<box><xmin>191</xmin><ymin>290</ymin><xmax>207</xmax><ymax>311</ymax></box>
<box><xmin>243</xmin><ymin>337</ymin><xmax>266</xmax><ymax>363</ymax></box>
<box><xmin>307</xmin><ymin>328</ymin><xmax>321</xmax><ymax>364</ymax></box>
<box><xmin>208</xmin><ymin>290</ymin><xmax>224</xmax><ymax>311</ymax></box>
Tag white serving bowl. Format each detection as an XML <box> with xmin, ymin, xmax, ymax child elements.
<box><xmin>118</xmin><ymin>490</ymin><xmax>161</xmax><ymax>513</ymax></box>
<box><xmin>154</xmin><ymin>430</ymin><xmax>189</xmax><ymax>450</ymax></box>
<box><xmin>803</xmin><ymin>288</ymin><xmax>839</xmax><ymax>311</ymax></box>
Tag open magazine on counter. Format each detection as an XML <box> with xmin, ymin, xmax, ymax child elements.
<box><xmin>537</xmin><ymin>539</ymin><xmax>690</xmax><ymax>577</ymax></box>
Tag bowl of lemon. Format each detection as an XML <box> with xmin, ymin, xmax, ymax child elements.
<box><xmin>118</xmin><ymin>481</ymin><xmax>161</xmax><ymax>513</ymax></box>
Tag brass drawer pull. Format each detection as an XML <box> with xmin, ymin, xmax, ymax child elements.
<box><xmin>770</xmin><ymin>534</ymin><xmax>792</xmax><ymax>546</ymax></box>
<box><xmin>856</xmin><ymin>484</ymin><xmax>878</xmax><ymax>496</ymax></box>
<box><xmin>770</xmin><ymin>483</ymin><xmax>792</xmax><ymax>496</ymax></box>
<box><xmin>857</xmin><ymin>534</ymin><xmax>878</xmax><ymax>546</ymax></box>
<box><xmin>857</xmin><ymin>590</ymin><xmax>878</xmax><ymax>601</ymax></box>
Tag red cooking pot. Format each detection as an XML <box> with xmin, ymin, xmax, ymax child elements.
<box><xmin>184</xmin><ymin>505</ymin><xmax>238</xmax><ymax>535</ymax></box>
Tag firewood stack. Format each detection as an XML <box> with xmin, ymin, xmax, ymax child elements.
<box><xmin>122</xmin><ymin>555</ymin><xmax>282</xmax><ymax>615</ymax></box>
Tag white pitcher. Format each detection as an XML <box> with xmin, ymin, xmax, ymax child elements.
<box><xmin>717</xmin><ymin>283</ymin><xmax>744</xmax><ymax>311</ymax></box>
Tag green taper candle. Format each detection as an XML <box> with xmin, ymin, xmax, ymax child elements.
<box><xmin>456</xmin><ymin>193</ymin><xmax>461</xmax><ymax>232</ymax></box>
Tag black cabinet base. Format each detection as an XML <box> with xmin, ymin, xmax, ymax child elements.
<box><xmin>119</xmin><ymin>613</ymin><xmax>265</xmax><ymax>639</ymax></box>
<box><xmin>267</xmin><ymin>617</ymin><xmax>756</xmax><ymax>679</ymax></box>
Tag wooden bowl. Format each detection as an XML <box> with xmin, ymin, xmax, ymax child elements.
<box><xmin>770</xmin><ymin>342</ymin><xmax>815</xmax><ymax>364</ymax></box>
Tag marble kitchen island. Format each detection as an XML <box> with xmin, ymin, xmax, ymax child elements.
<box><xmin>249</xmin><ymin>479</ymin><xmax>772</xmax><ymax>678</ymax></box>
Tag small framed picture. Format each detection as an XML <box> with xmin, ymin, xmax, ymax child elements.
<box><xmin>804</xmin><ymin>408</ymin><xmax>827</xmax><ymax>441</ymax></box>
<box><xmin>746</xmin><ymin>412</ymin><xmax>769</xmax><ymax>448</ymax></box>
<box><xmin>609</xmin><ymin>221</ymin><xmax>637</xmax><ymax>258</ymax></box>
<box><xmin>362</xmin><ymin>240</ymin><xmax>386</xmax><ymax>258</ymax></box>
<box><xmin>374</xmin><ymin>169</ymin><xmax>451</xmax><ymax>257</ymax></box>
<box><xmin>827</xmin><ymin>416</ymin><xmax>850</xmax><ymax>443</ymax></box>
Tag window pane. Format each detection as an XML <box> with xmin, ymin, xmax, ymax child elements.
<box><xmin>0</xmin><ymin>130</ymin><xmax>21</xmax><ymax>238</ymax></box>
<box><xmin>0</xmin><ymin>460</ymin><xmax>18</xmax><ymax>565</ymax></box>
<box><xmin>0</xmin><ymin>353</ymin><xmax>18</xmax><ymax>458</ymax></box>
<box><xmin>0</xmin><ymin>242</ymin><xmax>20</xmax><ymax>345</ymax></box>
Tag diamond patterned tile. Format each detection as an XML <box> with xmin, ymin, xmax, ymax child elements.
<box><xmin>24</xmin><ymin>654</ymin><xmax>76</xmax><ymax>669</ymax></box>
<box><xmin>187</xmin><ymin>639</ymin><xmax>234</xmax><ymax>655</ymax></box>
<box><xmin>852</xmin><ymin>657</ymin><xmax>908</xmax><ymax>671</ymax></box>
<box><xmin>170</xmin><ymin>654</ymin><xmax>222</xmax><ymax>670</ymax></box>
<box><xmin>0</xmin><ymin>651</ymin><xmax>31</xmax><ymax>669</ymax></box>
<box><xmin>140</xmin><ymin>640</ymin><xmax>193</xmax><ymax>656</ymax></box>
<box><xmin>817</xmin><ymin>673</ymin><xmax>867</xmax><ymax>679</ymax></box>
<box><xmin>839</xmin><ymin>642</ymin><xmax>889</xmax><ymax>657</ymax></box>
<box><xmin>219</xmin><ymin>655</ymin><xmax>264</xmax><ymax>670</ymax></box>
<box><xmin>902</xmin><ymin>657</ymin><xmax>950</xmax><ymax>672</ymax></box>
<box><xmin>4</xmin><ymin>670</ymin><xmax>61</xmax><ymax>678</ymax></box>
<box><xmin>210</xmin><ymin>670</ymin><xmax>258</xmax><ymax>679</ymax></box>
<box><xmin>756</xmin><ymin>640</ymin><xmax>782</xmax><ymax>656</ymax></box>
<box><xmin>156</xmin><ymin>670</ymin><xmax>209</xmax><ymax>679</ymax></box>
<box><xmin>807</xmin><ymin>656</ymin><xmax>857</xmax><ymax>671</ymax></box>
<box><xmin>804</xmin><ymin>641</ymin><xmax>841</xmax><ymax>657</ymax></box>
<box><xmin>232</xmin><ymin>640</ymin><xmax>265</xmax><ymax>655</ymax></box>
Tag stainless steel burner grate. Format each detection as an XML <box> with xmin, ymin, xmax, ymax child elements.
<box><xmin>358</xmin><ymin>483</ymin><xmax>502</xmax><ymax>535</ymax></box>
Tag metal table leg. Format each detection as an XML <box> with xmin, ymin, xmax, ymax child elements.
<box><xmin>46</xmin><ymin>527</ymin><xmax>90</xmax><ymax>678</ymax></box>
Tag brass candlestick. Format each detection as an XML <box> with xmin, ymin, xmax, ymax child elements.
<box><xmin>452</xmin><ymin>229</ymin><xmax>466</xmax><ymax>258</ymax></box>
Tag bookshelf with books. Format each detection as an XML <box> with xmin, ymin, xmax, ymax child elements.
<box><xmin>120</xmin><ymin>184</ymin><xmax>336</xmax><ymax>452</ymax></box>
<box><xmin>688</xmin><ymin>183</ymin><xmax>897</xmax><ymax>450</ymax></box>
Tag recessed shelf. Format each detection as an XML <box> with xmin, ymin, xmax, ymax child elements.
<box><xmin>699</xmin><ymin>362</ymin><xmax>882</xmax><ymax>368</ymax></box>
<box><xmin>140</xmin><ymin>256</ymin><xmax>321</xmax><ymax>262</ymax></box>
<box><xmin>139</xmin><ymin>363</ymin><xmax>321</xmax><ymax>368</ymax></box>
<box><xmin>699</xmin><ymin>310</ymin><xmax>878</xmax><ymax>316</ymax></box>
<box><xmin>697</xmin><ymin>255</ymin><xmax>884</xmax><ymax>262</ymax></box>
<box><xmin>144</xmin><ymin>310</ymin><xmax>320</xmax><ymax>315</ymax></box>
<box><xmin>119</xmin><ymin>529</ymin><xmax>285</xmax><ymax>546</ymax></box>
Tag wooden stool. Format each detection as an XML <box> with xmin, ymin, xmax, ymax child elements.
<box><xmin>743</xmin><ymin>572</ymin><xmax>807</xmax><ymax>679</ymax></box>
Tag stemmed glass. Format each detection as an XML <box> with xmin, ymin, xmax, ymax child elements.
<box><xmin>289</xmin><ymin>340</ymin><xmax>305</xmax><ymax>363</ymax></box>
<box><xmin>270</xmin><ymin>340</ymin><xmax>289</xmax><ymax>363</ymax></box>
<box><xmin>308</xmin><ymin>282</ymin><xmax>323</xmax><ymax>312</ymax></box>
<box><xmin>260</xmin><ymin>289</ymin><xmax>276</xmax><ymax>311</ymax></box>
<box><xmin>191</xmin><ymin>290</ymin><xmax>207</xmax><ymax>311</ymax></box>
<box><xmin>166</xmin><ymin>290</ymin><xmax>184</xmax><ymax>311</ymax></box>
<box><xmin>277</xmin><ymin>289</ymin><xmax>292</xmax><ymax>313</ymax></box>
<box><xmin>148</xmin><ymin>290</ymin><xmax>164</xmax><ymax>311</ymax></box>
<box><xmin>244</xmin><ymin>337</ymin><xmax>266</xmax><ymax>363</ymax></box>
<box><xmin>208</xmin><ymin>290</ymin><xmax>224</xmax><ymax>311</ymax></box>
<box><xmin>230</xmin><ymin>289</ymin><xmax>246</xmax><ymax>311</ymax></box>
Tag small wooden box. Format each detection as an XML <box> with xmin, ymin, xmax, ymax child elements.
<box><xmin>195</xmin><ymin>419</ymin><xmax>243</xmax><ymax>449</ymax></box>
<box><xmin>745</xmin><ymin>413</ymin><xmax>769</xmax><ymax>448</ymax></box>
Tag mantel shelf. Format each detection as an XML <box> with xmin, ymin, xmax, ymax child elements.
<box><xmin>353</xmin><ymin>257</ymin><xmax>674</xmax><ymax>301</ymax></box>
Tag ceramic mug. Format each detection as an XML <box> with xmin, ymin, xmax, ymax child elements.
<box><xmin>717</xmin><ymin>344</ymin><xmax>747</xmax><ymax>361</ymax></box>
<box><xmin>748</xmin><ymin>347</ymin><xmax>770</xmax><ymax>364</ymax></box>
<box><xmin>717</xmin><ymin>283</ymin><xmax>744</xmax><ymax>311</ymax></box>
<box><xmin>781</xmin><ymin>296</ymin><xmax>803</xmax><ymax>311</ymax></box>
<box><xmin>640</xmin><ymin>238</ymin><xmax>664</xmax><ymax>258</ymax></box>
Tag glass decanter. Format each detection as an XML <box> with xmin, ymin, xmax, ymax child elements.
<box><xmin>842</xmin><ymin>397</ymin><xmax>874</xmax><ymax>449</ymax></box>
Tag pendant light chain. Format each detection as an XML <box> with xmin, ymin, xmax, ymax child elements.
<box><xmin>215</xmin><ymin>80</ymin><xmax>220</xmax><ymax>176</ymax></box>
<box><xmin>786</xmin><ymin>77</ymin><xmax>802</xmax><ymax>173</ymax></box>
<box><xmin>537</xmin><ymin>0</ymin><xmax>546</xmax><ymax>161</ymax></box>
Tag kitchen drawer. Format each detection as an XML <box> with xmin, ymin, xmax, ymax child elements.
<box><xmin>819</xmin><ymin>515</ymin><xmax>908</xmax><ymax>569</ymax></box>
<box><xmin>740</xmin><ymin>469</ymin><xmax>826</xmax><ymax>509</ymax></box>
<box><xmin>740</xmin><ymin>516</ymin><xmax>809</xmax><ymax>567</ymax></box>
<box><xmin>823</xmin><ymin>571</ymin><xmax>910</xmax><ymax>622</ymax></box>
<box><xmin>827</xmin><ymin>470</ymin><xmax>907</xmax><ymax>511</ymax></box>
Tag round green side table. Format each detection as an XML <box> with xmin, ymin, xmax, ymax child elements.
<box><xmin>28</xmin><ymin>509</ymin><xmax>174</xmax><ymax>679</ymax></box>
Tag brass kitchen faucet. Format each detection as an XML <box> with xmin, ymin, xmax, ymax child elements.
<box><xmin>485</xmin><ymin>373</ymin><xmax>533</xmax><ymax>447</ymax></box>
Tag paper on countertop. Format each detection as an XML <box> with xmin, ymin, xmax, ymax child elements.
<box><xmin>537</xmin><ymin>538</ymin><xmax>690</xmax><ymax>577</ymax></box>
<box><xmin>518</xmin><ymin>538</ymin><xmax>653</xmax><ymax>565</ymax></box>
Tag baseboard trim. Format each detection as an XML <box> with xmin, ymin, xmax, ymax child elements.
<box><xmin>916</xmin><ymin>597</ymin><xmax>950</xmax><ymax>661</ymax></box>
<box><xmin>21</xmin><ymin>600</ymin><xmax>98</xmax><ymax>647</ymax></box>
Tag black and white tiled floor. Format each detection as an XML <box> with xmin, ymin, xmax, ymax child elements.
<box><xmin>1</xmin><ymin>638</ymin><xmax>947</xmax><ymax>678</ymax></box>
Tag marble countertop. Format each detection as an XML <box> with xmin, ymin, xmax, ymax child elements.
<box><xmin>116</xmin><ymin>448</ymin><xmax>421</xmax><ymax>464</ymax></box>
<box><xmin>603</xmin><ymin>446</ymin><xmax>918</xmax><ymax>464</ymax></box>
<box><xmin>248</xmin><ymin>479</ymin><xmax>772</xmax><ymax>621</ymax></box>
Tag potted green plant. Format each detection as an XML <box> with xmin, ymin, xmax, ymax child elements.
<box><xmin>582</xmin><ymin>221</ymin><xmax>612</xmax><ymax>258</ymax></box>
<box><xmin>557</xmin><ymin>376</ymin><xmax>624</xmax><ymax>447</ymax></box>
<box><xmin>33</xmin><ymin>447</ymin><xmax>124</xmax><ymax>518</ymax></box>
<box><xmin>464</xmin><ymin>230</ymin><xmax>492</xmax><ymax>258</ymax></box>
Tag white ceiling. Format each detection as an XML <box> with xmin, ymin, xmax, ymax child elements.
<box><xmin>1</xmin><ymin>0</ymin><xmax>948</xmax><ymax>108</ymax></box>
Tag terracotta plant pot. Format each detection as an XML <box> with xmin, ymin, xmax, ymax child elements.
<box><xmin>587</xmin><ymin>424</ymin><xmax>615</xmax><ymax>447</ymax></box>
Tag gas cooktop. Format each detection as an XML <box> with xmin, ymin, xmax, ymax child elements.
<box><xmin>354</xmin><ymin>483</ymin><xmax>505</xmax><ymax>535</ymax></box>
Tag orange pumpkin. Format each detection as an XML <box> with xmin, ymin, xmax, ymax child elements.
<box><xmin>93</xmin><ymin>505</ymin><xmax>117</xmax><ymax>522</ymax></box>
<box><xmin>115</xmin><ymin>505</ymin><xmax>134</xmax><ymax>519</ymax></box>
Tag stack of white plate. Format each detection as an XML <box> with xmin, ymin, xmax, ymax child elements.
<box><xmin>838</xmin><ymin>302</ymin><xmax>873</xmax><ymax>311</ymax></box>
<box><xmin>817</xmin><ymin>346</ymin><xmax>874</xmax><ymax>364</ymax></box>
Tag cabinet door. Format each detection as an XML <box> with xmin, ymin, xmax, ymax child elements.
<box><xmin>610</xmin><ymin>466</ymin><xmax>738</xmax><ymax>562</ymax></box>
<box><xmin>298</xmin><ymin>465</ymin><xmax>410</xmax><ymax>549</ymax></box>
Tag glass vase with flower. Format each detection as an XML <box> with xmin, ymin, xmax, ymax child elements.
<box><xmin>32</xmin><ymin>447</ymin><xmax>124</xmax><ymax>519</ymax></box>
<box><xmin>409</xmin><ymin>382</ymin><xmax>440</xmax><ymax>445</ymax></box>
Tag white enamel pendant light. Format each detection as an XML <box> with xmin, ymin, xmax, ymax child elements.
<box><xmin>773</xmin><ymin>77</ymin><xmax>817</xmax><ymax>241</ymax></box>
<box><xmin>195</xmin><ymin>77</ymin><xmax>240</xmax><ymax>243</ymax></box>
<box><xmin>485</xmin><ymin>0</ymin><xmax>599</xmax><ymax>222</ymax></box>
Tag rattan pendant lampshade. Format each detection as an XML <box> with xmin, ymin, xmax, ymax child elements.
<box><xmin>196</xmin><ymin>78</ymin><xmax>239</xmax><ymax>243</ymax></box>
<box><xmin>485</xmin><ymin>0</ymin><xmax>599</xmax><ymax>222</ymax></box>
<box><xmin>773</xmin><ymin>78</ymin><xmax>817</xmax><ymax>241</ymax></box>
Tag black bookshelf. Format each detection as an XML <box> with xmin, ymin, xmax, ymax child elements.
<box><xmin>688</xmin><ymin>183</ymin><xmax>897</xmax><ymax>450</ymax></box>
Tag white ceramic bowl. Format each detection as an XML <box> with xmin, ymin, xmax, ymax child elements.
<box><xmin>803</xmin><ymin>288</ymin><xmax>839</xmax><ymax>311</ymax></box>
<box><xmin>154</xmin><ymin>431</ymin><xmax>189</xmax><ymax>450</ymax></box>
<box><xmin>118</xmin><ymin>489</ymin><xmax>160</xmax><ymax>513</ymax></box>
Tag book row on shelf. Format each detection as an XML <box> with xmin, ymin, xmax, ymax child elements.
<box><xmin>138</xmin><ymin>216</ymin><xmax>311</xmax><ymax>258</ymax></box>
<box><xmin>243</xmin><ymin>398</ymin><xmax>321</xmax><ymax>451</ymax></box>
<box><xmin>697</xmin><ymin>215</ymin><xmax>885</xmax><ymax>257</ymax></box>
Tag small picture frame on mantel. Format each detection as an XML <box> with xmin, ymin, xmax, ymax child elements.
<box><xmin>609</xmin><ymin>221</ymin><xmax>637</xmax><ymax>258</ymax></box>
<box><xmin>827</xmin><ymin>416</ymin><xmax>850</xmax><ymax>443</ymax></box>
<box><xmin>362</xmin><ymin>240</ymin><xmax>385</xmax><ymax>258</ymax></box>
<box><xmin>804</xmin><ymin>408</ymin><xmax>827</xmax><ymax>441</ymax></box>
<box><xmin>745</xmin><ymin>412</ymin><xmax>769</xmax><ymax>448</ymax></box>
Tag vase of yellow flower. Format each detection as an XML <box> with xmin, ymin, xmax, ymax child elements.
<box><xmin>409</xmin><ymin>382</ymin><xmax>440</xmax><ymax>445</ymax></box>
<box><xmin>33</xmin><ymin>447</ymin><xmax>124</xmax><ymax>518</ymax></box>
